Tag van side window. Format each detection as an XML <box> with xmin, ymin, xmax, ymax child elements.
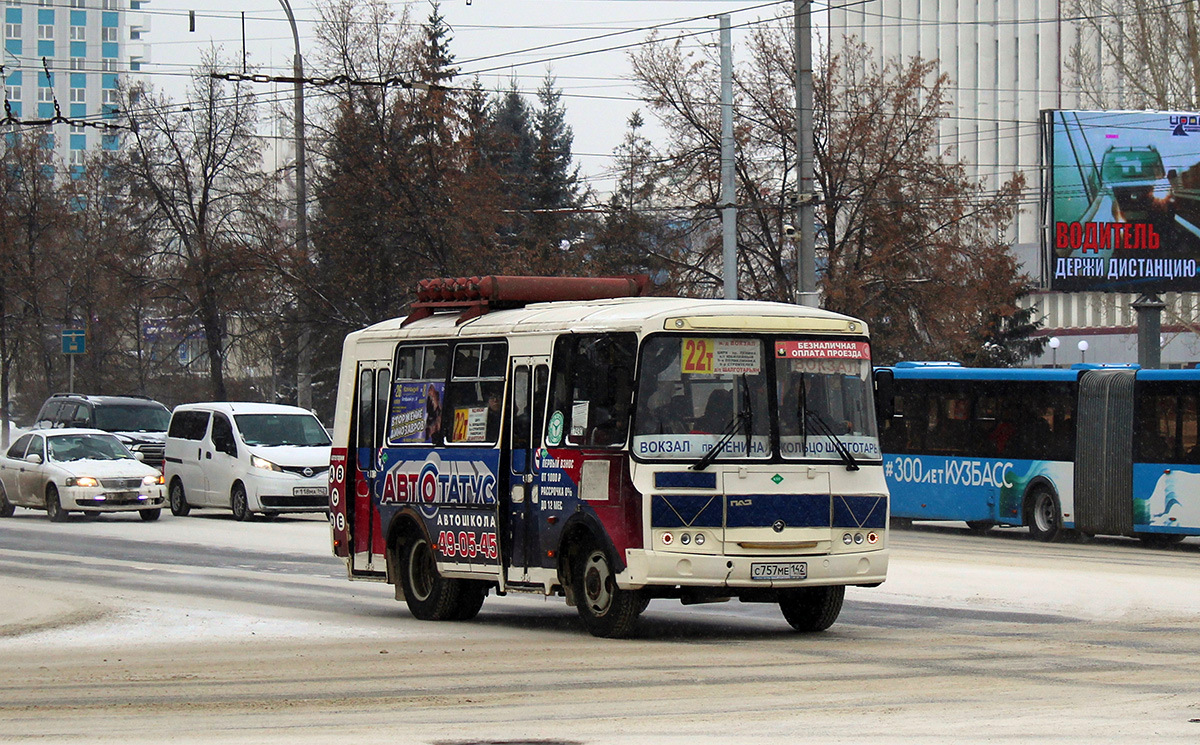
<box><xmin>389</xmin><ymin>344</ymin><xmax>449</xmax><ymax>444</ymax></box>
<box><xmin>548</xmin><ymin>333</ymin><xmax>637</xmax><ymax>448</ymax></box>
<box><xmin>169</xmin><ymin>411</ymin><xmax>211</xmax><ymax>440</ymax></box>
<box><xmin>211</xmin><ymin>414</ymin><xmax>237</xmax><ymax>457</ymax></box>
<box><xmin>445</xmin><ymin>342</ymin><xmax>507</xmax><ymax>444</ymax></box>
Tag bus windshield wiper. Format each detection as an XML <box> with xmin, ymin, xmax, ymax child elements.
<box><xmin>691</xmin><ymin>409</ymin><xmax>749</xmax><ymax>471</ymax></box>
<box><xmin>803</xmin><ymin>409</ymin><xmax>860</xmax><ymax>471</ymax></box>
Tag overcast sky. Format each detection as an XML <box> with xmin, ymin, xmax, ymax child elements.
<box><xmin>142</xmin><ymin>0</ymin><xmax>810</xmax><ymax>195</ymax></box>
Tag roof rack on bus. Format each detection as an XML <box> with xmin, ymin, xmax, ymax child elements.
<box><xmin>402</xmin><ymin>274</ymin><xmax>651</xmax><ymax>326</ymax></box>
<box><xmin>893</xmin><ymin>361</ymin><xmax>963</xmax><ymax>368</ymax></box>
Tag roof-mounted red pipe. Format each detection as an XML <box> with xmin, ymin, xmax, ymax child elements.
<box><xmin>404</xmin><ymin>274</ymin><xmax>650</xmax><ymax>326</ymax></box>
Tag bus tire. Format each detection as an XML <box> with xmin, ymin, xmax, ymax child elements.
<box><xmin>573</xmin><ymin>540</ymin><xmax>644</xmax><ymax>638</ymax></box>
<box><xmin>398</xmin><ymin>532</ymin><xmax>463</xmax><ymax>622</ymax></box>
<box><xmin>965</xmin><ymin>521</ymin><xmax>994</xmax><ymax>534</ymax></box>
<box><xmin>1137</xmin><ymin>533</ymin><xmax>1186</xmax><ymax>548</ymax></box>
<box><xmin>1026</xmin><ymin>488</ymin><xmax>1062</xmax><ymax>542</ymax></box>
<box><xmin>169</xmin><ymin>480</ymin><xmax>191</xmax><ymax>517</ymax></box>
<box><xmin>779</xmin><ymin>585</ymin><xmax>844</xmax><ymax>632</ymax></box>
<box><xmin>450</xmin><ymin>582</ymin><xmax>488</xmax><ymax>621</ymax></box>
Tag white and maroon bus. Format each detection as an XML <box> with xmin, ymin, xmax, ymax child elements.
<box><xmin>328</xmin><ymin>276</ymin><xmax>888</xmax><ymax>637</ymax></box>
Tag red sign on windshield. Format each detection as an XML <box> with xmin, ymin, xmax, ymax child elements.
<box><xmin>775</xmin><ymin>340</ymin><xmax>871</xmax><ymax>360</ymax></box>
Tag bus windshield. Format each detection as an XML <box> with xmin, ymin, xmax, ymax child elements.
<box><xmin>632</xmin><ymin>335</ymin><xmax>879</xmax><ymax>462</ymax></box>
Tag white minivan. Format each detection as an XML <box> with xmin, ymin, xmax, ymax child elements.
<box><xmin>164</xmin><ymin>402</ymin><xmax>331</xmax><ymax>521</ymax></box>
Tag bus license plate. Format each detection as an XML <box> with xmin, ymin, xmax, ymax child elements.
<box><xmin>751</xmin><ymin>562</ymin><xmax>807</xmax><ymax>581</ymax></box>
<box><xmin>293</xmin><ymin>487</ymin><xmax>326</xmax><ymax>496</ymax></box>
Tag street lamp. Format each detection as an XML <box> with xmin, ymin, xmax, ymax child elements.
<box><xmin>1048</xmin><ymin>336</ymin><xmax>1060</xmax><ymax>368</ymax></box>
<box><xmin>279</xmin><ymin>0</ymin><xmax>311</xmax><ymax>409</ymax></box>
<box><xmin>1078</xmin><ymin>339</ymin><xmax>1089</xmax><ymax>364</ymax></box>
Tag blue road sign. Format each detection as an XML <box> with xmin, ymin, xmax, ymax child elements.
<box><xmin>62</xmin><ymin>329</ymin><xmax>86</xmax><ymax>355</ymax></box>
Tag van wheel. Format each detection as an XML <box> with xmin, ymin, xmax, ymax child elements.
<box><xmin>779</xmin><ymin>585</ymin><xmax>845</xmax><ymax>632</ymax></box>
<box><xmin>0</xmin><ymin>484</ymin><xmax>14</xmax><ymax>517</ymax></box>
<box><xmin>573</xmin><ymin>539</ymin><xmax>644</xmax><ymax>638</ymax></box>
<box><xmin>46</xmin><ymin>484</ymin><xmax>67</xmax><ymax>522</ymax></box>
<box><xmin>169</xmin><ymin>480</ymin><xmax>191</xmax><ymax>517</ymax></box>
<box><xmin>231</xmin><ymin>484</ymin><xmax>252</xmax><ymax>522</ymax></box>
<box><xmin>1026</xmin><ymin>488</ymin><xmax>1062</xmax><ymax>542</ymax></box>
<box><xmin>398</xmin><ymin>533</ymin><xmax>464</xmax><ymax>621</ymax></box>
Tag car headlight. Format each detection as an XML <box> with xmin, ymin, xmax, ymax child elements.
<box><xmin>142</xmin><ymin>474</ymin><xmax>164</xmax><ymax>486</ymax></box>
<box><xmin>66</xmin><ymin>476</ymin><xmax>100</xmax><ymax>487</ymax></box>
<box><xmin>251</xmin><ymin>455</ymin><xmax>282</xmax><ymax>472</ymax></box>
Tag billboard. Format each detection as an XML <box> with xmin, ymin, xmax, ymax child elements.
<box><xmin>1044</xmin><ymin>109</ymin><xmax>1200</xmax><ymax>292</ymax></box>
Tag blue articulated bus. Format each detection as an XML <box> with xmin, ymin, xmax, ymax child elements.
<box><xmin>874</xmin><ymin>362</ymin><xmax>1200</xmax><ymax>545</ymax></box>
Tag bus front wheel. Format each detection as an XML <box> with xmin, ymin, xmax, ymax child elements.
<box><xmin>572</xmin><ymin>541</ymin><xmax>644</xmax><ymax>638</ymax></box>
<box><xmin>1026</xmin><ymin>489</ymin><xmax>1063</xmax><ymax>542</ymax></box>
<box><xmin>779</xmin><ymin>585</ymin><xmax>844</xmax><ymax>632</ymax></box>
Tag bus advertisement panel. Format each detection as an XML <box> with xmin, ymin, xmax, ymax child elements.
<box><xmin>1045</xmin><ymin>109</ymin><xmax>1200</xmax><ymax>292</ymax></box>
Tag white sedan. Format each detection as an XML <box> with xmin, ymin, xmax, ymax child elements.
<box><xmin>0</xmin><ymin>428</ymin><xmax>167</xmax><ymax>521</ymax></box>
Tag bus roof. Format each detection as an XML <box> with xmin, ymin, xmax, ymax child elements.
<box><xmin>881</xmin><ymin>364</ymin><xmax>1084</xmax><ymax>382</ymax></box>
<box><xmin>347</xmin><ymin>296</ymin><xmax>869</xmax><ymax>342</ymax></box>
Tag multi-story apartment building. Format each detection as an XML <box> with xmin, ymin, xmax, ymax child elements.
<box><xmin>3</xmin><ymin>0</ymin><xmax>149</xmax><ymax>168</ymax></box>
<box><xmin>830</xmin><ymin>1</ymin><xmax>1200</xmax><ymax>366</ymax></box>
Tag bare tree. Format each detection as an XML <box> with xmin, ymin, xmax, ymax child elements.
<box><xmin>629</xmin><ymin>20</ymin><xmax>1032</xmax><ymax>362</ymax></box>
<box><xmin>121</xmin><ymin>52</ymin><xmax>278</xmax><ymax>400</ymax></box>
<box><xmin>1066</xmin><ymin>0</ymin><xmax>1200</xmax><ymax>109</ymax></box>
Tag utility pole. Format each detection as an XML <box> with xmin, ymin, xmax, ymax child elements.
<box><xmin>794</xmin><ymin>0</ymin><xmax>818</xmax><ymax>307</ymax></box>
<box><xmin>720</xmin><ymin>15</ymin><xmax>737</xmax><ymax>300</ymax></box>
<box><xmin>279</xmin><ymin>0</ymin><xmax>312</xmax><ymax>409</ymax></box>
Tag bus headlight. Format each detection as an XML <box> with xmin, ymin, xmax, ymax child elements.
<box><xmin>843</xmin><ymin>533</ymin><xmax>853</xmax><ymax>545</ymax></box>
<box><xmin>694</xmin><ymin>532</ymin><xmax>705</xmax><ymax>546</ymax></box>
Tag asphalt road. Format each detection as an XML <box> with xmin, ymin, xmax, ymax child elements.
<box><xmin>1</xmin><ymin>511</ymin><xmax>1199</xmax><ymax>743</ymax></box>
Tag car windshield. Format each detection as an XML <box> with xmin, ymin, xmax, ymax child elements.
<box><xmin>1101</xmin><ymin>149</ymin><xmax>1165</xmax><ymax>183</ymax></box>
<box><xmin>632</xmin><ymin>335</ymin><xmax>880</xmax><ymax>463</ymax></box>
<box><xmin>47</xmin><ymin>433</ymin><xmax>134</xmax><ymax>462</ymax></box>
<box><xmin>93</xmin><ymin>404</ymin><xmax>171</xmax><ymax>432</ymax></box>
<box><xmin>234</xmin><ymin>413</ymin><xmax>332</xmax><ymax>446</ymax></box>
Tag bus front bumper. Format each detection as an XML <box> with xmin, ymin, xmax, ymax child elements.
<box><xmin>619</xmin><ymin>548</ymin><xmax>889</xmax><ymax>590</ymax></box>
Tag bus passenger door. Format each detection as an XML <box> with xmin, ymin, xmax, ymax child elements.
<box><xmin>506</xmin><ymin>357</ymin><xmax>549</xmax><ymax>583</ymax></box>
<box><xmin>351</xmin><ymin>362</ymin><xmax>390</xmax><ymax>577</ymax></box>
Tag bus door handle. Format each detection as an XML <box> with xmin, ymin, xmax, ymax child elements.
<box><xmin>206</xmin><ymin>451</ymin><xmax>212</xmax><ymax>459</ymax></box>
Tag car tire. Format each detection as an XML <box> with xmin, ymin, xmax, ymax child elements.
<box><xmin>169</xmin><ymin>480</ymin><xmax>191</xmax><ymax>517</ymax></box>
<box><xmin>779</xmin><ymin>585</ymin><xmax>845</xmax><ymax>632</ymax></box>
<box><xmin>0</xmin><ymin>484</ymin><xmax>15</xmax><ymax>518</ymax></box>
<box><xmin>45</xmin><ymin>484</ymin><xmax>67</xmax><ymax>522</ymax></box>
<box><xmin>572</xmin><ymin>539</ymin><xmax>644</xmax><ymax>638</ymax></box>
<box><xmin>139</xmin><ymin>508</ymin><xmax>161</xmax><ymax>522</ymax></box>
<box><xmin>231</xmin><ymin>484</ymin><xmax>252</xmax><ymax>522</ymax></box>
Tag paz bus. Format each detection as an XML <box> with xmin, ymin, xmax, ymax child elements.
<box><xmin>874</xmin><ymin>362</ymin><xmax>1200</xmax><ymax>545</ymax></box>
<box><xmin>327</xmin><ymin>275</ymin><xmax>889</xmax><ymax>637</ymax></box>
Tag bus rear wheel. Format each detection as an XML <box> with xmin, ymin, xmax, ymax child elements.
<box><xmin>1026</xmin><ymin>488</ymin><xmax>1062</xmax><ymax>542</ymax></box>
<box><xmin>779</xmin><ymin>585</ymin><xmax>844</xmax><ymax>632</ymax></box>
<box><xmin>398</xmin><ymin>533</ymin><xmax>467</xmax><ymax>622</ymax></box>
<box><xmin>573</xmin><ymin>541</ymin><xmax>644</xmax><ymax>638</ymax></box>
